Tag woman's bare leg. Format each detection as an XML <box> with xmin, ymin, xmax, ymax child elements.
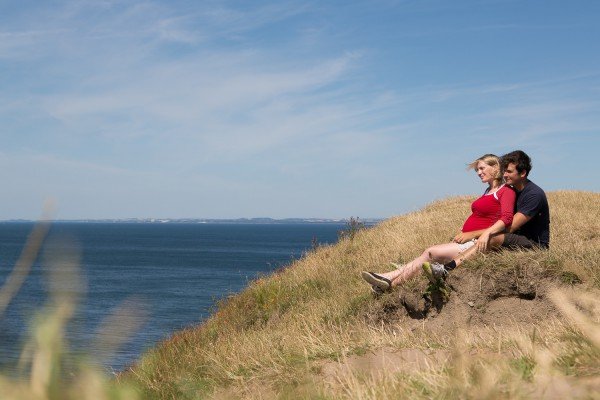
<box><xmin>371</xmin><ymin>242</ymin><xmax>464</xmax><ymax>287</ymax></box>
<box><xmin>448</xmin><ymin>233</ymin><xmax>505</xmax><ymax>269</ymax></box>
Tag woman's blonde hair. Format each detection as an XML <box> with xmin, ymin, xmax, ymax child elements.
<box><xmin>468</xmin><ymin>154</ymin><xmax>502</xmax><ymax>186</ymax></box>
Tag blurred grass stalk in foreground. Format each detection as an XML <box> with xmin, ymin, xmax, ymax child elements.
<box><xmin>0</xmin><ymin>215</ymin><xmax>145</xmax><ymax>400</ymax></box>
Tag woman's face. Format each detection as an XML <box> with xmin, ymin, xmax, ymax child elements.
<box><xmin>475</xmin><ymin>160</ymin><xmax>498</xmax><ymax>185</ymax></box>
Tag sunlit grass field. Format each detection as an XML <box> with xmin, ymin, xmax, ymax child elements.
<box><xmin>1</xmin><ymin>191</ymin><xmax>599</xmax><ymax>399</ymax></box>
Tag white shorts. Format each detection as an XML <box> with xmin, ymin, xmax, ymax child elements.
<box><xmin>457</xmin><ymin>239</ymin><xmax>476</xmax><ymax>253</ymax></box>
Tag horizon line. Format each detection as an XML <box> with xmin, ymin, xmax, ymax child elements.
<box><xmin>0</xmin><ymin>217</ymin><xmax>384</xmax><ymax>224</ymax></box>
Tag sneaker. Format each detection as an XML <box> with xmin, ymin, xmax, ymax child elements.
<box><xmin>361</xmin><ymin>271</ymin><xmax>392</xmax><ymax>291</ymax></box>
<box><xmin>422</xmin><ymin>262</ymin><xmax>448</xmax><ymax>284</ymax></box>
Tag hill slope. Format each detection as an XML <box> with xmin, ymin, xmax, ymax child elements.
<box><xmin>124</xmin><ymin>191</ymin><xmax>600</xmax><ymax>399</ymax></box>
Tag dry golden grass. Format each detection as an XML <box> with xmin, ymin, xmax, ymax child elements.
<box><xmin>1</xmin><ymin>191</ymin><xmax>598</xmax><ymax>399</ymax></box>
<box><xmin>121</xmin><ymin>191</ymin><xmax>600</xmax><ymax>399</ymax></box>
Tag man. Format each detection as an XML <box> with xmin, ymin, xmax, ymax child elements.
<box><xmin>423</xmin><ymin>150</ymin><xmax>550</xmax><ymax>283</ymax></box>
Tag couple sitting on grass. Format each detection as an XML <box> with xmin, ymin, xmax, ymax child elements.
<box><xmin>362</xmin><ymin>150</ymin><xmax>550</xmax><ymax>294</ymax></box>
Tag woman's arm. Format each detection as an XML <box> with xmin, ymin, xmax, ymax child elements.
<box><xmin>498</xmin><ymin>186</ymin><xmax>516</xmax><ymax>228</ymax></box>
<box><xmin>477</xmin><ymin>188</ymin><xmax>516</xmax><ymax>251</ymax></box>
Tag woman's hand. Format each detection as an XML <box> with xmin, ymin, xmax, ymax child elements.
<box><xmin>477</xmin><ymin>232</ymin><xmax>491</xmax><ymax>252</ymax></box>
<box><xmin>454</xmin><ymin>232</ymin><xmax>473</xmax><ymax>244</ymax></box>
<box><xmin>475</xmin><ymin>220</ymin><xmax>507</xmax><ymax>253</ymax></box>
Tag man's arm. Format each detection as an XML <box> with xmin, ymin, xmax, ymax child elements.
<box><xmin>509</xmin><ymin>212</ymin><xmax>532</xmax><ymax>233</ymax></box>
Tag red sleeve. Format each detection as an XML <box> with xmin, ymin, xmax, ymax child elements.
<box><xmin>498</xmin><ymin>186</ymin><xmax>516</xmax><ymax>227</ymax></box>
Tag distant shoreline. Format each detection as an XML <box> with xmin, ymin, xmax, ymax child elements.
<box><xmin>0</xmin><ymin>217</ymin><xmax>382</xmax><ymax>225</ymax></box>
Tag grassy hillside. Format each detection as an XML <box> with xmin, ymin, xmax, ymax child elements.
<box><xmin>122</xmin><ymin>191</ymin><xmax>600</xmax><ymax>399</ymax></box>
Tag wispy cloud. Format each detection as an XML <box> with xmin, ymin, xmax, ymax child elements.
<box><xmin>1</xmin><ymin>0</ymin><xmax>598</xmax><ymax>218</ymax></box>
<box><xmin>1</xmin><ymin>1</ymin><xmax>357</xmax><ymax>149</ymax></box>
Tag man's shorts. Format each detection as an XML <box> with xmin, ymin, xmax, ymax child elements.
<box><xmin>502</xmin><ymin>233</ymin><xmax>545</xmax><ymax>249</ymax></box>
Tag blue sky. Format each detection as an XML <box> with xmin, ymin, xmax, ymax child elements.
<box><xmin>1</xmin><ymin>0</ymin><xmax>598</xmax><ymax>220</ymax></box>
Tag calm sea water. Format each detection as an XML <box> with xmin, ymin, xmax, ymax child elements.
<box><xmin>0</xmin><ymin>222</ymin><xmax>344</xmax><ymax>373</ymax></box>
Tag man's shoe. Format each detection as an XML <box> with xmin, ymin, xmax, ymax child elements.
<box><xmin>422</xmin><ymin>262</ymin><xmax>448</xmax><ymax>284</ymax></box>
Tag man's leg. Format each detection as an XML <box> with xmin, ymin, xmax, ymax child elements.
<box><xmin>502</xmin><ymin>233</ymin><xmax>539</xmax><ymax>249</ymax></box>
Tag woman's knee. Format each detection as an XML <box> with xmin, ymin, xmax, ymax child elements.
<box><xmin>425</xmin><ymin>243</ymin><xmax>457</xmax><ymax>263</ymax></box>
<box><xmin>423</xmin><ymin>246</ymin><xmax>436</xmax><ymax>260</ymax></box>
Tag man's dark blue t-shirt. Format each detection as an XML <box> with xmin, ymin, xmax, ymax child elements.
<box><xmin>514</xmin><ymin>180</ymin><xmax>550</xmax><ymax>248</ymax></box>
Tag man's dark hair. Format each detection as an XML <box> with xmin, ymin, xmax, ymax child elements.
<box><xmin>501</xmin><ymin>150</ymin><xmax>532</xmax><ymax>176</ymax></box>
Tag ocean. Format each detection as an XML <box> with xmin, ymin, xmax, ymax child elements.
<box><xmin>0</xmin><ymin>222</ymin><xmax>345</xmax><ymax>373</ymax></box>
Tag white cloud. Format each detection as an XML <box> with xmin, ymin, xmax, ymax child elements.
<box><xmin>1</xmin><ymin>0</ymin><xmax>599</xmax><ymax>219</ymax></box>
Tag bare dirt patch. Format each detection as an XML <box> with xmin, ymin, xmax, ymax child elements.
<box><xmin>320</xmin><ymin>264</ymin><xmax>586</xmax><ymax>394</ymax></box>
<box><xmin>365</xmin><ymin>263</ymin><xmax>571</xmax><ymax>332</ymax></box>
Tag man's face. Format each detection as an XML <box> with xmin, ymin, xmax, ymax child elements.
<box><xmin>503</xmin><ymin>162</ymin><xmax>527</xmax><ymax>187</ymax></box>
